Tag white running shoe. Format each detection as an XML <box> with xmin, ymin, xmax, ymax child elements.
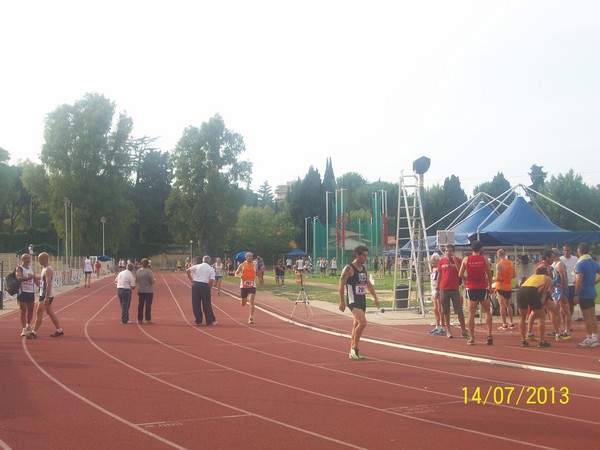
<box><xmin>578</xmin><ymin>337</ymin><xmax>594</xmax><ymax>347</ymax></box>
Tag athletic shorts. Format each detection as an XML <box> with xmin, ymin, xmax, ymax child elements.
<box><xmin>496</xmin><ymin>290</ymin><xmax>512</xmax><ymax>300</ymax></box>
<box><xmin>39</xmin><ymin>296</ymin><xmax>55</xmax><ymax>305</ymax></box>
<box><xmin>466</xmin><ymin>289</ymin><xmax>488</xmax><ymax>302</ymax></box>
<box><xmin>517</xmin><ymin>286</ymin><xmax>542</xmax><ymax>311</ymax></box>
<box><xmin>85</xmin><ymin>271</ymin><xmax>92</xmax><ymax>275</ymax></box>
<box><xmin>215</xmin><ymin>275</ymin><xmax>222</xmax><ymax>280</ymax></box>
<box><xmin>553</xmin><ymin>287</ymin><xmax>563</xmax><ymax>301</ymax></box>
<box><xmin>565</xmin><ymin>285</ymin><xmax>575</xmax><ymax>307</ymax></box>
<box><xmin>347</xmin><ymin>297</ymin><xmax>366</xmax><ymax>311</ymax></box>
<box><xmin>17</xmin><ymin>292</ymin><xmax>35</xmax><ymax>303</ymax></box>
<box><xmin>440</xmin><ymin>289</ymin><xmax>463</xmax><ymax>316</ymax></box>
<box><xmin>275</xmin><ymin>275</ymin><xmax>284</xmax><ymax>280</ymax></box>
<box><xmin>240</xmin><ymin>287</ymin><xmax>256</xmax><ymax>298</ymax></box>
<box><xmin>579</xmin><ymin>297</ymin><xmax>596</xmax><ymax>311</ymax></box>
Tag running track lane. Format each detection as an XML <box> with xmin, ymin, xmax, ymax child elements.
<box><xmin>0</xmin><ymin>272</ymin><xmax>598</xmax><ymax>449</ymax></box>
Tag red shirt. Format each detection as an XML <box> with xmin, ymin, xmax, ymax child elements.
<box><xmin>439</xmin><ymin>256</ymin><xmax>462</xmax><ymax>290</ymax></box>
<box><xmin>464</xmin><ymin>254</ymin><xmax>488</xmax><ymax>289</ymax></box>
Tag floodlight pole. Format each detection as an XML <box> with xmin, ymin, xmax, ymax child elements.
<box><xmin>100</xmin><ymin>217</ymin><xmax>106</xmax><ymax>255</ymax></box>
<box><xmin>304</xmin><ymin>217</ymin><xmax>311</xmax><ymax>256</ymax></box>
<box><xmin>325</xmin><ymin>191</ymin><xmax>332</xmax><ymax>264</ymax></box>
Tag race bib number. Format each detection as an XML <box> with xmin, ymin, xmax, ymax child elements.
<box><xmin>356</xmin><ymin>284</ymin><xmax>367</xmax><ymax>295</ymax></box>
<box><xmin>244</xmin><ymin>280</ymin><xmax>255</xmax><ymax>287</ymax></box>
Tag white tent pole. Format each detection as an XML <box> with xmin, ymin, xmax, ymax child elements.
<box><xmin>521</xmin><ymin>184</ymin><xmax>600</xmax><ymax>229</ymax></box>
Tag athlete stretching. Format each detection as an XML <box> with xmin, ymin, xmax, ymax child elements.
<box><xmin>339</xmin><ymin>245</ymin><xmax>380</xmax><ymax>360</ymax></box>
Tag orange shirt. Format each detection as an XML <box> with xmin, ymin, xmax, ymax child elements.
<box><xmin>239</xmin><ymin>262</ymin><xmax>256</xmax><ymax>288</ymax></box>
<box><xmin>496</xmin><ymin>259</ymin><xmax>513</xmax><ymax>291</ymax></box>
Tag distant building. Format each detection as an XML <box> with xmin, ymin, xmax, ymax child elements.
<box><xmin>275</xmin><ymin>182</ymin><xmax>294</xmax><ymax>201</ymax></box>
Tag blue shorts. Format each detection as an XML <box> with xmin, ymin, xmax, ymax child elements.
<box><xmin>215</xmin><ymin>275</ymin><xmax>222</xmax><ymax>280</ymax></box>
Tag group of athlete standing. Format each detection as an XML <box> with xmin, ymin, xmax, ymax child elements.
<box><xmin>428</xmin><ymin>241</ymin><xmax>600</xmax><ymax>349</ymax></box>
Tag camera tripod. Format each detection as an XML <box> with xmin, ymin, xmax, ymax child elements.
<box><xmin>290</xmin><ymin>272</ymin><xmax>315</xmax><ymax>318</ymax></box>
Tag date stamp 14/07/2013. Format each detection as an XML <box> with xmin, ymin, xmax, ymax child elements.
<box><xmin>462</xmin><ymin>386</ymin><xmax>569</xmax><ymax>406</ymax></box>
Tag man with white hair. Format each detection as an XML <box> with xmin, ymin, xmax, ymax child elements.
<box><xmin>187</xmin><ymin>256</ymin><xmax>217</xmax><ymax>326</ymax></box>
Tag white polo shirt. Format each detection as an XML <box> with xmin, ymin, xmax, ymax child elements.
<box><xmin>115</xmin><ymin>270</ymin><xmax>136</xmax><ymax>289</ymax></box>
<box><xmin>189</xmin><ymin>263</ymin><xmax>216</xmax><ymax>283</ymax></box>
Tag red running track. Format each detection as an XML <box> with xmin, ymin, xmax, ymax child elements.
<box><xmin>1</xmin><ymin>272</ymin><xmax>599</xmax><ymax>449</ymax></box>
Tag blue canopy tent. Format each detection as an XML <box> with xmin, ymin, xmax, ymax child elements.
<box><xmin>284</xmin><ymin>247</ymin><xmax>308</xmax><ymax>258</ymax></box>
<box><xmin>234</xmin><ymin>251</ymin><xmax>255</xmax><ymax>262</ymax></box>
<box><xmin>396</xmin><ymin>201</ymin><xmax>500</xmax><ymax>256</ymax></box>
<box><xmin>469</xmin><ymin>196</ymin><xmax>600</xmax><ymax>246</ymax></box>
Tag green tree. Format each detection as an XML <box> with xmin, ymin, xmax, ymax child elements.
<box><xmin>40</xmin><ymin>92</ymin><xmax>137</xmax><ymax>255</ymax></box>
<box><xmin>166</xmin><ymin>114</ymin><xmax>252</xmax><ymax>255</ymax></box>
<box><xmin>286</xmin><ymin>166</ymin><xmax>323</xmax><ymax>246</ymax></box>
<box><xmin>424</xmin><ymin>175</ymin><xmax>468</xmax><ymax>231</ymax></box>
<box><xmin>537</xmin><ymin>170</ymin><xmax>595</xmax><ymax>231</ymax></box>
<box><xmin>529</xmin><ymin>164</ymin><xmax>547</xmax><ymax>191</ymax></box>
<box><xmin>473</xmin><ymin>172</ymin><xmax>513</xmax><ymax>201</ymax></box>
<box><xmin>257</xmin><ymin>181</ymin><xmax>274</xmax><ymax>207</ymax></box>
<box><xmin>336</xmin><ymin>172</ymin><xmax>367</xmax><ymax>212</ymax></box>
<box><xmin>230</xmin><ymin>205</ymin><xmax>295</xmax><ymax>263</ymax></box>
<box><xmin>130</xmin><ymin>150</ymin><xmax>172</xmax><ymax>245</ymax></box>
<box><xmin>0</xmin><ymin>164</ymin><xmax>28</xmax><ymax>232</ymax></box>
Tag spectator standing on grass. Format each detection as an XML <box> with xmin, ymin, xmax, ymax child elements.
<box><xmin>136</xmin><ymin>258</ymin><xmax>155</xmax><ymax>324</ymax></box>
<box><xmin>256</xmin><ymin>256</ymin><xmax>265</xmax><ymax>287</ymax></box>
<box><xmin>275</xmin><ymin>259</ymin><xmax>286</xmax><ymax>286</ymax></box>
<box><xmin>187</xmin><ymin>256</ymin><xmax>217</xmax><ymax>326</ymax></box>
<box><xmin>28</xmin><ymin>252</ymin><xmax>63</xmax><ymax>339</ymax></box>
<box><xmin>574</xmin><ymin>243</ymin><xmax>600</xmax><ymax>348</ymax></box>
<box><xmin>115</xmin><ymin>263</ymin><xmax>136</xmax><ymax>324</ymax></box>
<box><xmin>16</xmin><ymin>253</ymin><xmax>39</xmax><ymax>337</ymax></box>
<box><xmin>339</xmin><ymin>245</ymin><xmax>380</xmax><ymax>360</ymax></box>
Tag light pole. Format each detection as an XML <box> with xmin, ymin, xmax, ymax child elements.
<box><xmin>312</xmin><ymin>216</ymin><xmax>319</xmax><ymax>263</ymax></box>
<box><xmin>63</xmin><ymin>197</ymin><xmax>70</xmax><ymax>266</ymax></box>
<box><xmin>30</xmin><ymin>193</ymin><xmax>37</xmax><ymax>227</ymax></box>
<box><xmin>325</xmin><ymin>191</ymin><xmax>332</xmax><ymax>264</ymax></box>
<box><xmin>100</xmin><ymin>217</ymin><xmax>106</xmax><ymax>255</ymax></box>
<box><xmin>304</xmin><ymin>217</ymin><xmax>311</xmax><ymax>253</ymax></box>
<box><xmin>190</xmin><ymin>240</ymin><xmax>193</xmax><ymax>263</ymax></box>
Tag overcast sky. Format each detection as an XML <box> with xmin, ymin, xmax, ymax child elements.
<box><xmin>2</xmin><ymin>0</ymin><xmax>599</xmax><ymax>195</ymax></box>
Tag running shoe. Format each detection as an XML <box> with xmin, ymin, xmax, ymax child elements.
<box><xmin>520</xmin><ymin>340</ymin><xmax>529</xmax><ymax>347</ymax></box>
<box><xmin>145</xmin><ymin>320</ymin><xmax>153</xmax><ymax>324</ymax></box>
<box><xmin>349</xmin><ymin>348</ymin><xmax>365</xmax><ymax>360</ymax></box>
<box><xmin>27</xmin><ymin>331</ymin><xmax>37</xmax><ymax>340</ymax></box>
<box><xmin>555</xmin><ymin>332</ymin><xmax>571</xmax><ymax>341</ymax></box>
<box><xmin>509</xmin><ymin>323</ymin><xmax>515</xmax><ymax>329</ymax></box>
<box><xmin>589</xmin><ymin>339</ymin><xmax>600</xmax><ymax>348</ymax></box>
<box><xmin>428</xmin><ymin>327</ymin><xmax>439</xmax><ymax>334</ymax></box>
<box><xmin>526</xmin><ymin>333</ymin><xmax>539</xmax><ymax>342</ymax></box>
<box><xmin>578</xmin><ymin>337</ymin><xmax>593</xmax><ymax>347</ymax></box>
<box><xmin>50</xmin><ymin>330</ymin><xmax>64</xmax><ymax>337</ymax></box>
<box><xmin>248</xmin><ymin>317</ymin><xmax>254</xmax><ymax>324</ymax></box>
<box><xmin>467</xmin><ymin>339</ymin><xmax>475</xmax><ymax>346</ymax></box>
<box><xmin>461</xmin><ymin>331</ymin><xmax>469</xmax><ymax>339</ymax></box>
<box><xmin>546</xmin><ymin>331</ymin><xmax>557</xmax><ymax>338</ymax></box>
<box><xmin>498</xmin><ymin>324</ymin><xmax>509</xmax><ymax>331</ymax></box>
<box><xmin>446</xmin><ymin>331</ymin><xmax>454</xmax><ymax>339</ymax></box>
<box><xmin>20</xmin><ymin>327</ymin><xmax>28</xmax><ymax>337</ymax></box>
<box><xmin>537</xmin><ymin>341</ymin><xmax>551</xmax><ymax>348</ymax></box>
<box><xmin>433</xmin><ymin>328</ymin><xmax>446</xmax><ymax>336</ymax></box>
<box><xmin>486</xmin><ymin>336</ymin><xmax>493</xmax><ymax>345</ymax></box>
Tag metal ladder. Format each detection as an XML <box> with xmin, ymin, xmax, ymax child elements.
<box><xmin>392</xmin><ymin>172</ymin><xmax>431</xmax><ymax>315</ymax></box>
